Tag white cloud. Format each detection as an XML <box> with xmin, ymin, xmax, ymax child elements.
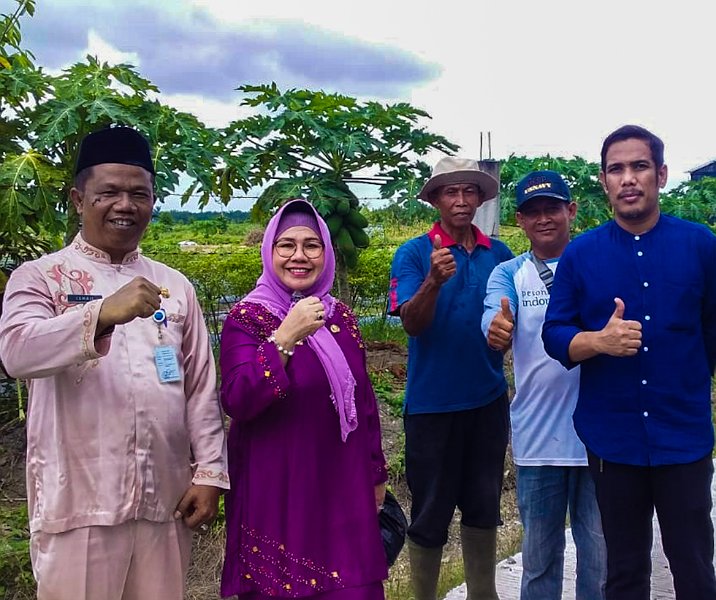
<box><xmin>85</xmin><ymin>30</ymin><xmax>141</xmax><ymax>66</ymax></box>
<box><xmin>36</xmin><ymin>0</ymin><xmax>716</xmax><ymax>190</ymax></box>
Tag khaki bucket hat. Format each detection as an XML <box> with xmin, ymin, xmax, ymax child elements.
<box><xmin>418</xmin><ymin>157</ymin><xmax>499</xmax><ymax>203</ymax></box>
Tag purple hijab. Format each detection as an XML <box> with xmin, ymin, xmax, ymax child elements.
<box><xmin>243</xmin><ymin>199</ymin><xmax>358</xmax><ymax>441</ymax></box>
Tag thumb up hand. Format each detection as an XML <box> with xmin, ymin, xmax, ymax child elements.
<box><xmin>598</xmin><ymin>297</ymin><xmax>642</xmax><ymax>356</ymax></box>
<box><xmin>429</xmin><ymin>234</ymin><xmax>456</xmax><ymax>285</ymax></box>
<box><xmin>487</xmin><ymin>296</ymin><xmax>515</xmax><ymax>351</ymax></box>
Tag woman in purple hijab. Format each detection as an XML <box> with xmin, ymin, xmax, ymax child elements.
<box><xmin>220</xmin><ymin>199</ymin><xmax>389</xmax><ymax>600</ymax></box>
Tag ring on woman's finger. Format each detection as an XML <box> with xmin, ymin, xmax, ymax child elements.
<box><xmin>199</xmin><ymin>523</ymin><xmax>209</xmax><ymax>533</ymax></box>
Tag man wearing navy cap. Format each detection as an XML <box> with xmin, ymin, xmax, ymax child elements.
<box><xmin>0</xmin><ymin>126</ymin><xmax>228</xmax><ymax>600</ymax></box>
<box><xmin>483</xmin><ymin>171</ymin><xmax>606</xmax><ymax>599</ymax></box>
<box><xmin>543</xmin><ymin>125</ymin><xmax>716</xmax><ymax>599</ymax></box>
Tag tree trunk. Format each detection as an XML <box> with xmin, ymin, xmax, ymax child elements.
<box><xmin>334</xmin><ymin>248</ymin><xmax>352</xmax><ymax>305</ymax></box>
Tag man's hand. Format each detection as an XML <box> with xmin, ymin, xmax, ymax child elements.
<box><xmin>487</xmin><ymin>297</ymin><xmax>514</xmax><ymax>351</ymax></box>
<box><xmin>174</xmin><ymin>484</ymin><xmax>221</xmax><ymax>531</ymax></box>
<box><xmin>97</xmin><ymin>276</ymin><xmax>162</xmax><ymax>334</ymax></box>
<box><xmin>596</xmin><ymin>297</ymin><xmax>642</xmax><ymax>356</ymax></box>
<box><xmin>375</xmin><ymin>483</ymin><xmax>387</xmax><ymax>514</ymax></box>
<box><xmin>428</xmin><ymin>235</ymin><xmax>456</xmax><ymax>285</ymax></box>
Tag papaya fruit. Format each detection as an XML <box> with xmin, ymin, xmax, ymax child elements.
<box><xmin>344</xmin><ymin>208</ymin><xmax>369</xmax><ymax>229</ymax></box>
<box><xmin>325</xmin><ymin>214</ymin><xmax>344</xmax><ymax>237</ymax></box>
<box><xmin>343</xmin><ymin>249</ymin><xmax>358</xmax><ymax>269</ymax></box>
<box><xmin>335</xmin><ymin>227</ymin><xmax>356</xmax><ymax>256</ymax></box>
<box><xmin>346</xmin><ymin>224</ymin><xmax>370</xmax><ymax>248</ymax></box>
<box><xmin>335</xmin><ymin>197</ymin><xmax>351</xmax><ymax>216</ymax></box>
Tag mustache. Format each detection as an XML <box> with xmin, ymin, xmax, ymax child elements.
<box><xmin>617</xmin><ymin>190</ymin><xmax>643</xmax><ymax>199</ymax></box>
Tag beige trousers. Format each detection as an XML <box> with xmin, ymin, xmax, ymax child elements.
<box><xmin>30</xmin><ymin>519</ymin><xmax>193</xmax><ymax>600</ymax></box>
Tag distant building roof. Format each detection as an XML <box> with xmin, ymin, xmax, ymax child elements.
<box><xmin>687</xmin><ymin>160</ymin><xmax>716</xmax><ymax>173</ymax></box>
<box><xmin>687</xmin><ymin>160</ymin><xmax>716</xmax><ymax>181</ymax></box>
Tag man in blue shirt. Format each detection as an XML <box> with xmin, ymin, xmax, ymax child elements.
<box><xmin>483</xmin><ymin>170</ymin><xmax>606</xmax><ymax>600</ymax></box>
<box><xmin>389</xmin><ymin>157</ymin><xmax>513</xmax><ymax>600</ymax></box>
<box><xmin>543</xmin><ymin>125</ymin><xmax>716</xmax><ymax>599</ymax></box>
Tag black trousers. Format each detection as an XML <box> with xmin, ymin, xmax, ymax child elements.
<box><xmin>587</xmin><ymin>451</ymin><xmax>716</xmax><ymax>600</ymax></box>
<box><xmin>404</xmin><ymin>394</ymin><xmax>509</xmax><ymax>548</ymax></box>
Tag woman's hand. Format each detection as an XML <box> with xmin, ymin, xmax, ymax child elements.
<box><xmin>375</xmin><ymin>483</ymin><xmax>387</xmax><ymax>513</ymax></box>
<box><xmin>273</xmin><ymin>296</ymin><xmax>326</xmax><ymax>351</ymax></box>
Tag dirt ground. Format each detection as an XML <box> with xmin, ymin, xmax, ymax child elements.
<box><xmin>0</xmin><ymin>343</ymin><xmax>521</xmax><ymax>600</ymax></box>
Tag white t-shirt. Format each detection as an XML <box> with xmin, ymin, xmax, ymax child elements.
<box><xmin>482</xmin><ymin>251</ymin><xmax>586</xmax><ymax>466</ymax></box>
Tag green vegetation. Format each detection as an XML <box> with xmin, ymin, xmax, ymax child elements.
<box><xmin>0</xmin><ymin>3</ymin><xmax>457</xmax><ymax>278</ymax></box>
<box><xmin>369</xmin><ymin>370</ymin><xmax>405</xmax><ymax>417</ymax></box>
<box><xmin>0</xmin><ymin>504</ymin><xmax>31</xmax><ymax>597</ymax></box>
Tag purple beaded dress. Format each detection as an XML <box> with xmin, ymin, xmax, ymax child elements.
<box><xmin>219</xmin><ymin>201</ymin><xmax>388</xmax><ymax>600</ymax></box>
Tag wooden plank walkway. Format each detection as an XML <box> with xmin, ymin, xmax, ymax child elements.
<box><xmin>444</xmin><ymin>461</ymin><xmax>716</xmax><ymax>600</ymax></box>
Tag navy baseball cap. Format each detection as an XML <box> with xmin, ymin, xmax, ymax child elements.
<box><xmin>515</xmin><ymin>170</ymin><xmax>571</xmax><ymax>210</ymax></box>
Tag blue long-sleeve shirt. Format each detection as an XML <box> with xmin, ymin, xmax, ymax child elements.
<box><xmin>542</xmin><ymin>214</ymin><xmax>716</xmax><ymax>466</ymax></box>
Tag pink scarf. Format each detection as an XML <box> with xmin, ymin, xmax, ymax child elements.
<box><xmin>243</xmin><ymin>200</ymin><xmax>358</xmax><ymax>441</ymax></box>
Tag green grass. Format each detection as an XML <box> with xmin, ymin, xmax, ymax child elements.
<box><xmin>0</xmin><ymin>504</ymin><xmax>32</xmax><ymax>598</ymax></box>
<box><xmin>369</xmin><ymin>370</ymin><xmax>405</xmax><ymax>417</ymax></box>
<box><xmin>359</xmin><ymin>318</ymin><xmax>408</xmax><ymax>346</ymax></box>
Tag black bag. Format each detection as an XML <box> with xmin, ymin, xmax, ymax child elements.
<box><xmin>379</xmin><ymin>490</ymin><xmax>408</xmax><ymax>567</ymax></box>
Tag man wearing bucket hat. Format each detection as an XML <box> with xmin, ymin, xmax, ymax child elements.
<box><xmin>389</xmin><ymin>157</ymin><xmax>513</xmax><ymax>600</ymax></box>
<box><xmin>0</xmin><ymin>126</ymin><xmax>228</xmax><ymax>600</ymax></box>
<box><xmin>482</xmin><ymin>171</ymin><xmax>606</xmax><ymax>599</ymax></box>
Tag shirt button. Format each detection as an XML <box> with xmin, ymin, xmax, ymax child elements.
<box><xmin>643</xmin><ymin>411</ymin><xmax>649</xmax><ymax>417</ymax></box>
<box><xmin>635</xmin><ymin>235</ymin><xmax>641</xmax><ymax>241</ymax></box>
<box><xmin>645</xmin><ymin>315</ymin><xmax>651</xmax><ymax>321</ymax></box>
<box><xmin>643</xmin><ymin>282</ymin><xmax>649</xmax><ymax>287</ymax></box>
<box><xmin>644</xmin><ymin>346</ymin><xmax>649</xmax><ymax>352</ymax></box>
<box><xmin>642</xmin><ymin>379</ymin><xmax>647</xmax><ymax>385</ymax></box>
<box><xmin>637</xmin><ymin>251</ymin><xmax>643</xmax><ymax>257</ymax></box>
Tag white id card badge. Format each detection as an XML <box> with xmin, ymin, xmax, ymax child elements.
<box><xmin>154</xmin><ymin>346</ymin><xmax>181</xmax><ymax>383</ymax></box>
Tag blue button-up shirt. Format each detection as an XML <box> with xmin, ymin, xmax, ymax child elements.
<box><xmin>542</xmin><ymin>215</ymin><xmax>716</xmax><ymax>466</ymax></box>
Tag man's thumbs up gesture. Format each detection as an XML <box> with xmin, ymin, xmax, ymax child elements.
<box><xmin>487</xmin><ymin>297</ymin><xmax>515</xmax><ymax>351</ymax></box>
<box><xmin>598</xmin><ymin>297</ymin><xmax>642</xmax><ymax>356</ymax></box>
<box><xmin>428</xmin><ymin>234</ymin><xmax>457</xmax><ymax>285</ymax></box>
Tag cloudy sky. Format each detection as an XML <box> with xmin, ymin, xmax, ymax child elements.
<box><xmin>22</xmin><ymin>0</ymin><xmax>716</xmax><ymax>210</ymax></box>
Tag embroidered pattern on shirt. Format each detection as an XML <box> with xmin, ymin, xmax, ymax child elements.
<box><xmin>335</xmin><ymin>301</ymin><xmax>365</xmax><ymax>350</ymax></box>
<box><xmin>47</xmin><ymin>263</ymin><xmax>95</xmax><ymax>315</ymax></box>
<box><xmin>238</xmin><ymin>524</ymin><xmax>344</xmax><ymax>597</ymax></box>
<box><xmin>228</xmin><ymin>302</ymin><xmax>279</xmax><ymax>339</ymax></box>
<box><xmin>81</xmin><ymin>304</ymin><xmax>96</xmax><ymax>361</ymax></box>
<box><xmin>73</xmin><ymin>238</ymin><xmax>139</xmax><ymax>264</ymax></box>
<box><xmin>194</xmin><ymin>468</ymin><xmax>229</xmax><ymax>485</ymax></box>
<box><xmin>229</xmin><ymin>303</ymin><xmax>287</xmax><ymax>399</ymax></box>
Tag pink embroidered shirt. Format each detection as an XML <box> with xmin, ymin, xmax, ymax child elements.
<box><xmin>0</xmin><ymin>235</ymin><xmax>228</xmax><ymax>534</ymax></box>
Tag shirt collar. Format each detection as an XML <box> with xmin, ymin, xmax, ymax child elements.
<box><xmin>72</xmin><ymin>234</ymin><xmax>141</xmax><ymax>265</ymax></box>
<box><xmin>427</xmin><ymin>222</ymin><xmax>492</xmax><ymax>249</ymax></box>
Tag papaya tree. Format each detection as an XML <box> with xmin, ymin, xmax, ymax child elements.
<box><xmin>0</xmin><ymin>1</ymin><xmax>226</xmax><ymax>259</ymax></box>
<box><xmin>219</xmin><ymin>83</ymin><xmax>458</xmax><ymax>302</ymax></box>
<box><xmin>499</xmin><ymin>154</ymin><xmax>607</xmax><ymax>232</ymax></box>
<box><xmin>0</xmin><ymin>0</ymin><xmax>59</xmax><ymax>262</ymax></box>
<box><xmin>499</xmin><ymin>155</ymin><xmax>716</xmax><ymax>234</ymax></box>
<box><xmin>661</xmin><ymin>176</ymin><xmax>716</xmax><ymax>228</ymax></box>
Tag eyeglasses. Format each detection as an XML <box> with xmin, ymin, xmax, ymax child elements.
<box><xmin>273</xmin><ymin>239</ymin><xmax>325</xmax><ymax>259</ymax></box>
